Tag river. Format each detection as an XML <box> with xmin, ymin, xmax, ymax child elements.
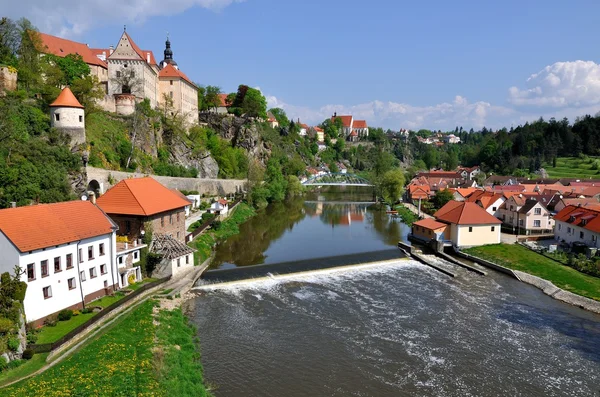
<box><xmin>186</xmin><ymin>192</ymin><xmax>600</xmax><ymax>396</ymax></box>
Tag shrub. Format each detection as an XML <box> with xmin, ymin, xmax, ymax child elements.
<box><xmin>22</xmin><ymin>349</ymin><xmax>34</xmax><ymax>360</ymax></box>
<box><xmin>26</xmin><ymin>332</ymin><xmax>38</xmax><ymax>344</ymax></box>
<box><xmin>212</xmin><ymin>220</ymin><xmax>222</xmax><ymax>231</ymax></box>
<box><xmin>0</xmin><ymin>317</ymin><xmax>15</xmax><ymax>334</ymax></box>
<box><xmin>81</xmin><ymin>307</ymin><xmax>93</xmax><ymax>314</ymax></box>
<box><xmin>7</xmin><ymin>359</ymin><xmax>23</xmax><ymax>369</ymax></box>
<box><xmin>43</xmin><ymin>318</ymin><xmax>57</xmax><ymax>327</ymax></box>
<box><xmin>7</xmin><ymin>337</ymin><xmax>20</xmax><ymax>352</ymax></box>
<box><xmin>72</xmin><ymin>310</ymin><xmax>81</xmax><ymax>317</ymax></box>
<box><xmin>0</xmin><ymin>356</ymin><xmax>7</xmax><ymax>371</ymax></box>
<box><xmin>58</xmin><ymin>309</ymin><xmax>73</xmax><ymax>321</ymax></box>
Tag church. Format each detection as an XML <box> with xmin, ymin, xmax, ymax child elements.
<box><xmin>37</xmin><ymin>28</ymin><xmax>199</xmax><ymax>127</ymax></box>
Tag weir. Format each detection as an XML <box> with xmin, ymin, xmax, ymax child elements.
<box><xmin>197</xmin><ymin>248</ymin><xmax>406</xmax><ymax>285</ymax></box>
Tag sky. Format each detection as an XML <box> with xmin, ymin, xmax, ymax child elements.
<box><xmin>5</xmin><ymin>0</ymin><xmax>600</xmax><ymax>130</ymax></box>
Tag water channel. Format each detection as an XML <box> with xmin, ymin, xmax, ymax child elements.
<box><xmin>186</xmin><ymin>189</ymin><xmax>600</xmax><ymax>396</ymax></box>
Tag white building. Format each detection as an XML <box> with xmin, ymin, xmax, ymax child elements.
<box><xmin>0</xmin><ymin>201</ymin><xmax>121</xmax><ymax>326</ymax></box>
<box><xmin>209</xmin><ymin>199</ymin><xmax>229</xmax><ymax>215</ymax></box>
<box><xmin>150</xmin><ymin>234</ymin><xmax>195</xmax><ymax>277</ymax></box>
<box><xmin>554</xmin><ymin>205</ymin><xmax>600</xmax><ymax>247</ymax></box>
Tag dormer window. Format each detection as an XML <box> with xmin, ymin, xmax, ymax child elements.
<box><xmin>570</xmin><ymin>216</ymin><xmax>575</xmax><ymax>222</ymax></box>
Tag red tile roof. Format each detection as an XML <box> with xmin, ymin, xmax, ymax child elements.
<box><xmin>555</xmin><ymin>205</ymin><xmax>600</xmax><ymax>233</ymax></box>
<box><xmin>353</xmin><ymin>120</ymin><xmax>368</xmax><ymax>129</ymax></box>
<box><xmin>218</xmin><ymin>199</ymin><xmax>228</xmax><ymax>206</ymax></box>
<box><xmin>105</xmin><ymin>32</ymin><xmax>157</xmax><ymax>66</ymax></box>
<box><xmin>582</xmin><ymin>186</ymin><xmax>600</xmax><ymax>197</ymax></box>
<box><xmin>37</xmin><ymin>31</ymin><xmax>107</xmax><ymax>68</ymax></box>
<box><xmin>413</xmin><ymin>218</ymin><xmax>448</xmax><ymax>231</ymax></box>
<box><xmin>434</xmin><ymin>201</ymin><xmax>502</xmax><ymax>225</ymax></box>
<box><xmin>0</xmin><ymin>201</ymin><xmax>115</xmax><ymax>252</ymax></box>
<box><xmin>97</xmin><ymin>177</ymin><xmax>190</xmax><ymax>216</ymax></box>
<box><xmin>50</xmin><ymin>87</ymin><xmax>83</xmax><ymax>109</ymax></box>
<box><xmin>217</xmin><ymin>93</ymin><xmax>231</xmax><ymax>107</ymax></box>
<box><xmin>477</xmin><ymin>193</ymin><xmax>504</xmax><ymax>210</ymax></box>
<box><xmin>313</xmin><ymin>127</ymin><xmax>324</xmax><ymax>132</ymax></box>
<box><xmin>331</xmin><ymin>115</ymin><xmax>353</xmax><ymax>128</ymax></box>
<box><xmin>158</xmin><ymin>63</ymin><xmax>196</xmax><ymax>87</ymax></box>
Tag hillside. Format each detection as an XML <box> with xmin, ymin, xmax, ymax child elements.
<box><xmin>542</xmin><ymin>156</ymin><xmax>600</xmax><ymax>179</ymax></box>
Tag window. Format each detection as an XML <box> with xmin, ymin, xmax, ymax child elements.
<box><xmin>88</xmin><ymin>246</ymin><xmax>94</xmax><ymax>260</ymax></box>
<box><xmin>469</xmin><ymin>227</ymin><xmax>473</xmax><ymax>232</ymax></box>
<box><xmin>104</xmin><ymin>280</ymin><xmax>108</xmax><ymax>288</ymax></box>
<box><xmin>43</xmin><ymin>286</ymin><xmax>52</xmax><ymax>299</ymax></box>
<box><xmin>118</xmin><ymin>256</ymin><xmax>124</xmax><ymax>265</ymax></box>
<box><xmin>130</xmin><ymin>71</ymin><xmax>135</xmax><ymax>78</ymax></box>
<box><xmin>177</xmin><ymin>258</ymin><xmax>181</xmax><ymax>267</ymax></box>
<box><xmin>492</xmin><ymin>207</ymin><xmax>497</xmax><ymax>211</ymax></box>
<box><xmin>534</xmin><ymin>220</ymin><xmax>541</xmax><ymax>228</ymax></box>
<box><xmin>66</xmin><ymin>253</ymin><xmax>73</xmax><ymax>269</ymax></box>
<box><xmin>133</xmin><ymin>251</ymin><xmax>138</xmax><ymax>260</ymax></box>
<box><xmin>68</xmin><ymin>277</ymin><xmax>76</xmax><ymax>290</ymax></box>
<box><xmin>593</xmin><ymin>235</ymin><xmax>597</xmax><ymax>242</ymax></box>
<box><xmin>177</xmin><ymin>212</ymin><xmax>180</xmax><ymax>222</ymax></box>
<box><xmin>80</xmin><ymin>271</ymin><xmax>86</xmax><ymax>282</ymax></box>
<box><xmin>534</xmin><ymin>208</ymin><xmax>542</xmax><ymax>215</ymax></box>
<box><xmin>100</xmin><ymin>264</ymin><xmax>107</xmax><ymax>275</ymax></box>
<box><xmin>27</xmin><ymin>263</ymin><xmax>35</xmax><ymax>281</ymax></box>
<box><xmin>519</xmin><ymin>219</ymin><xmax>524</xmax><ymax>226</ymax></box>
<box><xmin>99</xmin><ymin>243</ymin><xmax>105</xmax><ymax>256</ymax></box>
<box><xmin>54</xmin><ymin>257</ymin><xmax>61</xmax><ymax>273</ymax></box>
<box><xmin>491</xmin><ymin>226</ymin><xmax>495</xmax><ymax>232</ymax></box>
<box><xmin>580</xmin><ymin>231</ymin><xmax>584</xmax><ymax>239</ymax></box>
<box><xmin>186</xmin><ymin>255</ymin><xmax>189</xmax><ymax>265</ymax></box>
<box><xmin>54</xmin><ymin>113</ymin><xmax>60</xmax><ymax>121</ymax></box>
<box><xmin>169</xmin><ymin>91</ymin><xmax>174</xmax><ymax>99</ymax></box>
<box><xmin>568</xmin><ymin>227</ymin><xmax>571</xmax><ymax>233</ymax></box>
<box><xmin>89</xmin><ymin>267</ymin><xmax>97</xmax><ymax>279</ymax></box>
<box><xmin>79</xmin><ymin>248</ymin><xmax>83</xmax><ymax>263</ymax></box>
<box><xmin>558</xmin><ymin>224</ymin><xmax>561</xmax><ymax>231</ymax></box>
<box><xmin>116</xmin><ymin>71</ymin><xmax>121</xmax><ymax>77</ymax></box>
<box><xmin>177</xmin><ymin>231</ymin><xmax>180</xmax><ymax>239</ymax></box>
<box><xmin>161</xmin><ymin>217</ymin><xmax>165</xmax><ymax>227</ymax></box>
<box><xmin>170</xmin><ymin>80</ymin><xmax>173</xmax><ymax>86</ymax></box>
<box><xmin>41</xmin><ymin>260</ymin><xmax>49</xmax><ymax>277</ymax></box>
<box><xmin>79</xmin><ymin>115</ymin><xmax>83</xmax><ymax>123</ymax></box>
<box><xmin>170</xmin><ymin>214</ymin><xmax>173</xmax><ymax>224</ymax></box>
<box><xmin>125</xmin><ymin>221</ymin><xmax>131</xmax><ymax>234</ymax></box>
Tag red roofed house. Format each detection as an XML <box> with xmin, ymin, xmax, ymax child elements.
<box><xmin>158</xmin><ymin>63</ymin><xmax>199</xmax><ymax>126</ymax></box>
<box><xmin>267</xmin><ymin>112</ymin><xmax>279</xmax><ymax>128</ymax></box>
<box><xmin>411</xmin><ymin>218</ymin><xmax>449</xmax><ymax>243</ymax></box>
<box><xmin>497</xmin><ymin>194</ymin><xmax>554</xmax><ymax>235</ymax></box>
<box><xmin>0</xmin><ymin>201</ymin><xmax>124</xmax><ymax>326</ymax></box>
<box><xmin>554</xmin><ymin>205</ymin><xmax>600</xmax><ymax>248</ymax></box>
<box><xmin>209</xmin><ymin>199</ymin><xmax>229</xmax><ymax>215</ymax></box>
<box><xmin>97</xmin><ymin>177</ymin><xmax>190</xmax><ymax>244</ymax></box>
<box><xmin>432</xmin><ymin>201</ymin><xmax>501</xmax><ymax>248</ymax></box>
<box><xmin>214</xmin><ymin>93</ymin><xmax>231</xmax><ymax>114</ymax></box>
<box><xmin>331</xmin><ymin>112</ymin><xmax>370</xmax><ymax>140</ymax></box>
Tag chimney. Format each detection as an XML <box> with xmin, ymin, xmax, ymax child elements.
<box><xmin>10</xmin><ymin>202</ymin><xmax>16</xmax><ymax>208</ymax></box>
<box><xmin>109</xmin><ymin>45</ymin><xmax>114</xmax><ymax>55</ymax></box>
<box><xmin>88</xmin><ymin>191</ymin><xmax>96</xmax><ymax>205</ymax></box>
<box><xmin>146</xmin><ymin>53</ymin><xmax>150</xmax><ymax>63</ymax></box>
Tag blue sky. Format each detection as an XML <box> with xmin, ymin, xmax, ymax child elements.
<box><xmin>6</xmin><ymin>0</ymin><xmax>600</xmax><ymax>129</ymax></box>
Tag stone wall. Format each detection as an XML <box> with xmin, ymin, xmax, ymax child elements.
<box><xmin>85</xmin><ymin>166</ymin><xmax>247</xmax><ymax>196</ymax></box>
<box><xmin>0</xmin><ymin>66</ymin><xmax>17</xmax><ymax>94</ymax></box>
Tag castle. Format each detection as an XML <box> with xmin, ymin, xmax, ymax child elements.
<box><xmin>37</xmin><ymin>28</ymin><xmax>199</xmax><ymax>127</ymax></box>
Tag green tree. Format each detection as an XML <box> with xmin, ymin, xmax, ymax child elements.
<box><xmin>242</xmin><ymin>87</ymin><xmax>267</xmax><ymax>118</ymax></box>
<box><xmin>71</xmin><ymin>75</ymin><xmax>104</xmax><ymax>111</ymax></box>
<box><xmin>0</xmin><ymin>17</ymin><xmax>19</xmax><ymax>66</ymax></box>
<box><xmin>268</xmin><ymin>108</ymin><xmax>290</xmax><ymax>128</ymax></box>
<box><xmin>381</xmin><ymin>169</ymin><xmax>405</xmax><ymax>204</ymax></box>
<box><xmin>16</xmin><ymin>19</ymin><xmax>43</xmax><ymax>92</ymax></box>
<box><xmin>204</xmin><ymin>85</ymin><xmax>222</xmax><ymax>111</ymax></box>
<box><xmin>286</xmin><ymin>175</ymin><xmax>304</xmax><ymax>198</ymax></box>
<box><xmin>432</xmin><ymin>189</ymin><xmax>454</xmax><ymax>209</ymax></box>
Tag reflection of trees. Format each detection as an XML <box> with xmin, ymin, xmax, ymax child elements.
<box><xmin>369</xmin><ymin>206</ymin><xmax>407</xmax><ymax>245</ymax></box>
<box><xmin>211</xmin><ymin>198</ymin><xmax>307</xmax><ymax>267</ymax></box>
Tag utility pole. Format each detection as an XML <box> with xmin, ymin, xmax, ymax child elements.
<box><xmin>418</xmin><ymin>197</ymin><xmax>422</xmax><ymax>218</ymax></box>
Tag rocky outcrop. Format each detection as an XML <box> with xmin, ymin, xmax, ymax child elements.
<box><xmin>169</xmin><ymin>133</ymin><xmax>219</xmax><ymax>179</ymax></box>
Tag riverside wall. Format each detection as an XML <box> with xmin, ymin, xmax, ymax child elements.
<box><xmin>85</xmin><ymin>166</ymin><xmax>247</xmax><ymax>196</ymax></box>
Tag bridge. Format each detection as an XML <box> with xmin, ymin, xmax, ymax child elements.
<box><xmin>303</xmin><ymin>173</ymin><xmax>374</xmax><ymax>187</ymax></box>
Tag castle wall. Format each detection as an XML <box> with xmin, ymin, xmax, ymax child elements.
<box><xmin>0</xmin><ymin>66</ymin><xmax>17</xmax><ymax>94</ymax></box>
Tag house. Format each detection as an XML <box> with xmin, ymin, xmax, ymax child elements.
<box><xmin>554</xmin><ymin>205</ymin><xmax>600</xmax><ymax>248</ymax></box>
<box><xmin>209</xmin><ymin>199</ymin><xmax>229</xmax><ymax>215</ymax></box>
<box><xmin>312</xmin><ymin>126</ymin><xmax>324</xmax><ymax>140</ymax></box>
<box><xmin>331</xmin><ymin>113</ymin><xmax>353</xmax><ymax>136</ymax></box>
<box><xmin>352</xmin><ymin>119</ymin><xmax>369</xmax><ymax>137</ymax></box>
<box><xmin>407</xmin><ymin>185</ymin><xmax>431</xmax><ymax>203</ymax></box>
<box><xmin>474</xmin><ymin>192</ymin><xmax>505</xmax><ymax>217</ymax></box>
<box><xmin>552</xmin><ymin>197</ymin><xmax>600</xmax><ymax>214</ymax></box>
<box><xmin>458</xmin><ymin>166</ymin><xmax>481</xmax><ymax>181</ymax></box>
<box><xmin>331</xmin><ymin>112</ymin><xmax>369</xmax><ymax>140</ymax></box>
<box><xmin>97</xmin><ymin>177</ymin><xmax>190</xmax><ymax>243</ymax></box>
<box><xmin>171</xmin><ymin>189</ymin><xmax>194</xmax><ymax>217</ymax></box>
<box><xmin>299</xmin><ymin>123</ymin><xmax>310</xmax><ymax>136</ymax></box>
<box><xmin>157</xmin><ymin>63</ymin><xmax>199</xmax><ymax>126</ymax></box>
<box><xmin>0</xmin><ymin>201</ymin><xmax>121</xmax><ymax>326</ymax></box>
<box><xmin>337</xmin><ymin>163</ymin><xmax>348</xmax><ymax>174</ymax></box>
<box><xmin>213</xmin><ymin>93</ymin><xmax>231</xmax><ymax>114</ymax></box>
<box><xmin>497</xmin><ymin>195</ymin><xmax>554</xmax><ymax>235</ymax></box>
<box><xmin>432</xmin><ymin>201</ymin><xmax>501</xmax><ymax>248</ymax></box>
<box><xmin>149</xmin><ymin>234</ymin><xmax>195</xmax><ymax>278</ymax></box>
<box><xmin>411</xmin><ymin>218</ymin><xmax>449</xmax><ymax>243</ymax></box>
<box><xmin>186</xmin><ymin>194</ymin><xmax>202</xmax><ymax>209</ymax></box>
<box><xmin>267</xmin><ymin>112</ymin><xmax>279</xmax><ymax>128</ymax></box>
<box><xmin>443</xmin><ymin>134</ymin><xmax>461</xmax><ymax>144</ymax></box>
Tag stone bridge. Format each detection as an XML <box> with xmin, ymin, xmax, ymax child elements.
<box><xmin>85</xmin><ymin>166</ymin><xmax>247</xmax><ymax>197</ymax></box>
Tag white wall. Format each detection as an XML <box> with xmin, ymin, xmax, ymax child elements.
<box><xmin>555</xmin><ymin>221</ymin><xmax>600</xmax><ymax>247</ymax></box>
<box><xmin>170</xmin><ymin>253</ymin><xmax>194</xmax><ymax>277</ymax></box>
<box><xmin>50</xmin><ymin>107</ymin><xmax>84</xmax><ymax>130</ymax></box>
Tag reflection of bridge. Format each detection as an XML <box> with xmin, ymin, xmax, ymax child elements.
<box><xmin>303</xmin><ymin>173</ymin><xmax>374</xmax><ymax>187</ymax></box>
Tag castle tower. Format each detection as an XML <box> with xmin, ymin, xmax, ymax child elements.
<box><xmin>50</xmin><ymin>87</ymin><xmax>86</xmax><ymax>148</ymax></box>
<box><xmin>160</xmin><ymin>35</ymin><xmax>178</xmax><ymax>70</ymax></box>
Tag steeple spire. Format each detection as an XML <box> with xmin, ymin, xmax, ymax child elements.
<box><xmin>160</xmin><ymin>33</ymin><xmax>177</xmax><ymax>69</ymax></box>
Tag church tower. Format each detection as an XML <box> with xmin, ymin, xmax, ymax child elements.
<box><xmin>50</xmin><ymin>87</ymin><xmax>86</xmax><ymax>148</ymax></box>
<box><xmin>160</xmin><ymin>35</ymin><xmax>178</xmax><ymax>70</ymax></box>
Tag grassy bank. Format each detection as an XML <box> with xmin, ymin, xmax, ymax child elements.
<box><xmin>3</xmin><ymin>300</ymin><xmax>211</xmax><ymax>396</ymax></box>
<box><xmin>542</xmin><ymin>156</ymin><xmax>600</xmax><ymax>179</ymax></box>
<box><xmin>189</xmin><ymin>202</ymin><xmax>256</xmax><ymax>265</ymax></box>
<box><xmin>394</xmin><ymin>204</ymin><xmax>419</xmax><ymax>226</ymax></box>
<box><xmin>464</xmin><ymin>244</ymin><xmax>600</xmax><ymax>301</ymax></box>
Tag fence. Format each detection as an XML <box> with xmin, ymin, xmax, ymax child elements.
<box><xmin>29</xmin><ymin>277</ymin><xmax>170</xmax><ymax>354</ymax></box>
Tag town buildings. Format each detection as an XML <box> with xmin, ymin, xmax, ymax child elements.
<box><xmin>497</xmin><ymin>195</ymin><xmax>554</xmax><ymax>235</ymax></box>
<box><xmin>0</xmin><ymin>201</ymin><xmax>121</xmax><ymax>326</ymax></box>
<box><xmin>330</xmin><ymin>113</ymin><xmax>369</xmax><ymax>141</ymax></box>
<box><xmin>554</xmin><ymin>205</ymin><xmax>600</xmax><ymax>248</ymax></box>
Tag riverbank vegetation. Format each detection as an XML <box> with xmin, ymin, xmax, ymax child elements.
<box><xmin>189</xmin><ymin>203</ymin><xmax>256</xmax><ymax>264</ymax></box>
<box><xmin>394</xmin><ymin>204</ymin><xmax>418</xmax><ymax>226</ymax></box>
<box><xmin>464</xmin><ymin>244</ymin><xmax>600</xmax><ymax>301</ymax></box>
<box><xmin>2</xmin><ymin>300</ymin><xmax>211</xmax><ymax>396</ymax></box>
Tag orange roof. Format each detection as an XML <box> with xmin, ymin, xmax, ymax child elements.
<box><xmin>217</xmin><ymin>93</ymin><xmax>231</xmax><ymax>107</ymax></box>
<box><xmin>455</xmin><ymin>187</ymin><xmax>480</xmax><ymax>198</ymax></box>
<box><xmin>124</xmin><ymin>32</ymin><xmax>157</xmax><ymax>65</ymax></box>
<box><xmin>0</xmin><ymin>201</ymin><xmax>115</xmax><ymax>253</ymax></box>
<box><xmin>478</xmin><ymin>193</ymin><xmax>504</xmax><ymax>209</ymax></box>
<box><xmin>218</xmin><ymin>199</ymin><xmax>228</xmax><ymax>205</ymax></box>
<box><xmin>313</xmin><ymin>127</ymin><xmax>324</xmax><ymax>132</ymax></box>
<box><xmin>434</xmin><ymin>201</ymin><xmax>502</xmax><ymax>225</ymax></box>
<box><xmin>158</xmin><ymin>63</ymin><xmax>196</xmax><ymax>87</ymax></box>
<box><xmin>37</xmin><ymin>31</ymin><xmax>107</xmax><ymax>68</ymax></box>
<box><xmin>97</xmin><ymin>177</ymin><xmax>190</xmax><ymax>216</ymax></box>
<box><xmin>413</xmin><ymin>218</ymin><xmax>447</xmax><ymax>231</ymax></box>
<box><xmin>582</xmin><ymin>186</ymin><xmax>600</xmax><ymax>197</ymax></box>
<box><xmin>353</xmin><ymin>120</ymin><xmax>368</xmax><ymax>129</ymax></box>
<box><xmin>555</xmin><ymin>205</ymin><xmax>600</xmax><ymax>233</ymax></box>
<box><xmin>50</xmin><ymin>87</ymin><xmax>83</xmax><ymax>109</ymax></box>
<box><xmin>331</xmin><ymin>115</ymin><xmax>353</xmax><ymax>127</ymax></box>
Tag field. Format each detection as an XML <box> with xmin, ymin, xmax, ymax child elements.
<box><xmin>464</xmin><ymin>244</ymin><xmax>600</xmax><ymax>301</ymax></box>
<box><xmin>543</xmin><ymin>156</ymin><xmax>600</xmax><ymax>179</ymax></box>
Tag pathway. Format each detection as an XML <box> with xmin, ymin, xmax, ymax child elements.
<box><xmin>402</xmin><ymin>202</ymin><xmax>433</xmax><ymax>219</ymax></box>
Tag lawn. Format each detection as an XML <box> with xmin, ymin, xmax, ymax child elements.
<box><xmin>465</xmin><ymin>244</ymin><xmax>600</xmax><ymax>301</ymax></box>
<box><xmin>35</xmin><ymin>312</ymin><xmax>96</xmax><ymax>344</ymax></box>
<box><xmin>543</xmin><ymin>156</ymin><xmax>600</xmax><ymax>179</ymax></box>
<box><xmin>91</xmin><ymin>291</ymin><xmax>126</xmax><ymax>308</ymax></box>
<box><xmin>394</xmin><ymin>204</ymin><xmax>419</xmax><ymax>226</ymax></box>
<box><xmin>3</xmin><ymin>300</ymin><xmax>211</xmax><ymax>396</ymax></box>
<box><xmin>0</xmin><ymin>353</ymin><xmax>49</xmax><ymax>387</ymax></box>
<box><xmin>126</xmin><ymin>278</ymin><xmax>157</xmax><ymax>291</ymax></box>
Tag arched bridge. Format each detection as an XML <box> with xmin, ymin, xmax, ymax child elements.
<box><xmin>303</xmin><ymin>173</ymin><xmax>374</xmax><ymax>186</ymax></box>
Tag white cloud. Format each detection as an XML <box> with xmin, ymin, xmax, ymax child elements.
<box><xmin>267</xmin><ymin>94</ymin><xmax>514</xmax><ymax>130</ymax></box>
<box><xmin>4</xmin><ymin>0</ymin><xmax>243</xmax><ymax>37</ymax></box>
<box><xmin>508</xmin><ymin>60</ymin><xmax>600</xmax><ymax>107</ymax></box>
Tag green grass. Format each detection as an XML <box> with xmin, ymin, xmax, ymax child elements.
<box><xmin>189</xmin><ymin>203</ymin><xmax>256</xmax><ymax>265</ymax></box>
<box><xmin>90</xmin><ymin>292</ymin><xmax>126</xmax><ymax>309</ymax></box>
<box><xmin>394</xmin><ymin>204</ymin><xmax>419</xmax><ymax>226</ymax></box>
<box><xmin>35</xmin><ymin>312</ymin><xmax>97</xmax><ymax>344</ymax></box>
<box><xmin>0</xmin><ymin>353</ymin><xmax>49</xmax><ymax>387</ymax></box>
<box><xmin>3</xmin><ymin>300</ymin><xmax>211</xmax><ymax>396</ymax></box>
<box><xmin>126</xmin><ymin>278</ymin><xmax>157</xmax><ymax>291</ymax></box>
<box><xmin>464</xmin><ymin>244</ymin><xmax>600</xmax><ymax>301</ymax></box>
<box><xmin>543</xmin><ymin>156</ymin><xmax>600</xmax><ymax>179</ymax></box>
